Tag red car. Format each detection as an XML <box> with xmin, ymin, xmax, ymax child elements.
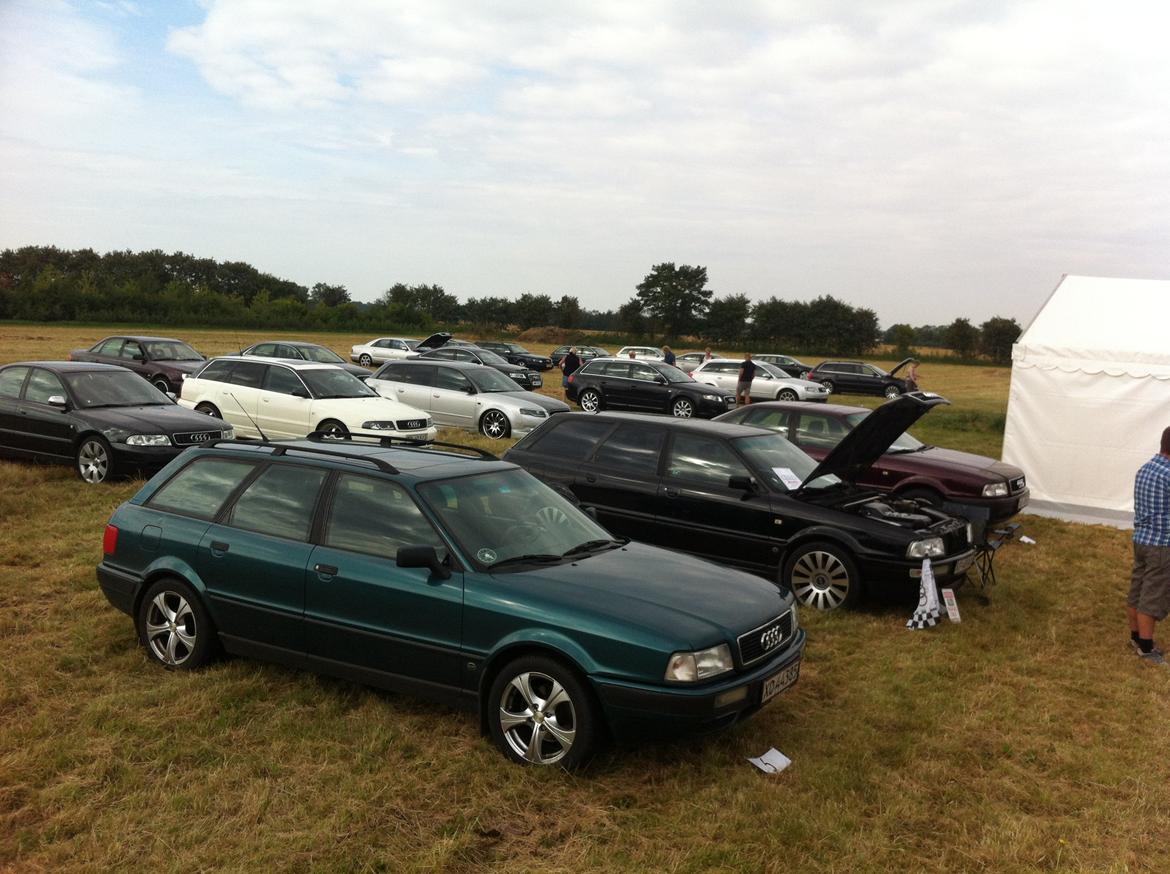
<box><xmin>715</xmin><ymin>400</ymin><xmax>1028</xmax><ymax>526</ymax></box>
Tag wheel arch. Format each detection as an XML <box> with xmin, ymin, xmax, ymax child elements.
<box><xmin>778</xmin><ymin>526</ymin><xmax>864</xmax><ymax>575</ymax></box>
<box><xmin>131</xmin><ymin>559</ymin><xmax>211</xmax><ymax>628</ymax></box>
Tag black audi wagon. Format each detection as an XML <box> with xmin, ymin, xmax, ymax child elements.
<box><xmin>567</xmin><ymin>358</ymin><xmax>735</xmax><ymax>419</ymax></box>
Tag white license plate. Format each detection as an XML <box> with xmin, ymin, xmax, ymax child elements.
<box><xmin>532</xmin><ymin>376</ymin><xmax>542</xmax><ymax>386</ymax></box>
<box><xmin>761</xmin><ymin>659</ymin><xmax>801</xmax><ymax>705</ymax></box>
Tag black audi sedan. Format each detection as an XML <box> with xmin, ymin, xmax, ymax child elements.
<box><xmin>411</xmin><ymin>345</ymin><xmax>543</xmax><ymax>389</ymax></box>
<box><xmin>504</xmin><ymin>394</ymin><xmax>976</xmax><ymax>610</ymax></box>
<box><xmin>567</xmin><ymin>358</ymin><xmax>735</xmax><ymax>418</ymax></box>
<box><xmin>0</xmin><ymin>362</ymin><xmax>232</xmax><ymax>484</ymax></box>
<box><xmin>476</xmin><ymin>341</ymin><xmax>554</xmax><ymax>371</ymax></box>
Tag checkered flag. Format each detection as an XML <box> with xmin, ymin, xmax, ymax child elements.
<box><xmin>906</xmin><ymin>558</ymin><xmax>941</xmax><ymax>630</ymax></box>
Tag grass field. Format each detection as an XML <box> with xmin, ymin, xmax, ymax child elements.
<box><xmin>1</xmin><ymin>324</ymin><xmax>1166</xmax><ymax>873</ymax></box>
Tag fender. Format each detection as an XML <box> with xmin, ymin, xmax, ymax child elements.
<box><xmin>778</xmin><ymin>524</ymin><xmax>866</xmax><ymax>567</ymax></box>
<box><xmin>133</xmin><ymin>555</ymin><xmax>210</xmax><ymax>618</ymax></box>
<box><xmin>477</xmin><ymin>626</ymin><xmax>600</xmax><ymax>697</ymax></box>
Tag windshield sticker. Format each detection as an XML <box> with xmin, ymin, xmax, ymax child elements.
<box><xmin>772</xmin><ymin>467</ymin><xmax>804</xmax><ymax>490</ymax></box>
<box><xmin>477</xmin><ymin>548</ymin><xmax>498</xmax><ymax>564</ymax></box>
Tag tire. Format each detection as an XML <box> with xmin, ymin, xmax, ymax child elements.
<box><xmin>76</xmin><ymin>435</ymin><xmax>115</xmax><ymax>484</ymax></box>
<box><xmin>359</xmin><ymin>354</ymin><xmax>373</xmax><ymax>367</ymax></box>
<box><xmin>137</xmin><ymin>577</ymin><xmax>217</xmax><ymax>670</ymax></box>
<box><xmin>195</xmin><ymin>402</ymin><xmax>222</xmax><ymax>419</ymax></box>
<box><xmin>578</xmin><ymin>389</ymin><xmax>602</xmax><ymax>413</ymax></box>
<box><xmin>487</xmin><ymin>655</ymin><xmax>600</xmax><ymax>768</ymax></box>
<box><xmin>884</xmin><ymin>384</ymin><xmax>902</xmax><ymax>399</ymax></box>
<box><xmin>820</xmin><ymin>379</ymin><xmax>835</xmax><ymax>393</ymax></box>
<box><xmin>671</xmin><ymin>397</ymin><xmax>695</xmax><ymax>418</ymax></box>
<box><xmin>782</xmin><ymin>541</ymin><xmax>861</xmax><ymax>611</ymax></box>
<box><xmin>777</xmin><ymin>389</ymin><xmax>798</xmax><ymax>402</ymax></box>
<box><xmin>151</xmin><ymin>377</ymin><xmax>171</xmax><ymax>394</ymax></box>
<box><xmin>480</xmin><ymin>409</ymin><xmax>511</xmax><ymax>440</ymax></box>
<box><xmin>317</xmin><ymin>419</ymin><xmax>350</xmax><ymax>440</ymax></box>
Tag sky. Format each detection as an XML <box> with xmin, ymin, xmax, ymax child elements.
<box><xmin>1</xmin><ymin>0</ymin><xmax>1168</xmax><ymax>327</ymax></box>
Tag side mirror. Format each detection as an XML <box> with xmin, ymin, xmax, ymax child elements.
<box><xmin>47</xmin><ymin>395</ymin><xmax>69</xmax><ymax>409</ymax></box>
<box><xmin>728</xmin><ymin>475</ymin><xmax>757</xmax><ymax>493</ymax></box>
<box><xmin>397</xmin><ymin>545</ymin><xmax>451</xmax><ymax>580</ymax></box>
<box><xmin>465</xmin><ymin>385</ymin><xmax>476</xmax><ymax>394</ymax></box>
<box><xmin>654</xmin><ymin>375</ymin><xmax>667</xmax><ymax>385</ymax></box>
<box><xmin>291</xmin><ymin>388</ymin><xmax>310</xmax><ymax>398</ymax></box>
<box><xmin>132</xmin><ymin>353</ymin><xmax>145</xmax><ymax>362</ymax></box>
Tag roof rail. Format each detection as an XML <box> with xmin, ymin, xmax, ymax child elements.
<box><xmin>202</xmin><ymin>437</ymin><xmax>400</xmax><ymax>473</ymax></box>
<box><xmin>304</xmin><ymin>430</ymin><xmax>498</xmax><ymax>460</ymax></box>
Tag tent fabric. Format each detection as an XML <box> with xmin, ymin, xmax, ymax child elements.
<box><xmin>1002</xmin><ymin>274</ymin><xmax>1170</xmax><ymax>529</ymax></box>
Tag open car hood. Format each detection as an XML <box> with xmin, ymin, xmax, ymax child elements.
<box><xmin>888</xmin><ymin>357</ymin><xmax>915</xmax><ymax>377</ymax></box>
<box><xmin>800</xmin><ymin>392</ymin><xmax>949</xmax><ymax>486</ymax></box>
<box><xmin>417</xmin><ymin>331</ymin><xmax>452</xmax><ymax>349</ymax></box>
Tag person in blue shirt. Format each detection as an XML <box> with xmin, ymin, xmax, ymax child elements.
<box><xmin>662</xmin><ymin>346</ymin><xmax>675</xmax><ymax>366</ymax></box>
<box><xmin>1128</xmin><ymin>426</ymin><xmax>1170</xmax><ymax>665</ymax></box>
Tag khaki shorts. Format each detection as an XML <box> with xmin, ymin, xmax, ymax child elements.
<box><xmin>1128</xmin><ymin>543</ymin><xmax>1170</xmax><ymax>620</ymax></box>
<box><xmin>736</xmin><ymin>381</ymin><xmax>752</xmax><ymax>396</ymax></box>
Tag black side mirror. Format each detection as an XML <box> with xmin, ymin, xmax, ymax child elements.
<box><xmin>654</xmin><ymin>375</ymin><xmax>667</xmax><ymax>384</ymax></box>
<box><xmin>465</xmin><ymin>385</ymin><xmax>476</xmax><ymax>394</ymax></box>
<box><xmin>397</xmin><ymin>545</ymin><xmax>451</xmax><ymax>580</ymax></box>
<box><xmin>291</xmin><ymin>388</ymin><xmax>310</xmax><ymax>398</ymax></box>
<box><xmin>728</xmin><ymin>475</ymin><xmax>757</xmax><ymax>493</ymax></box>
<box><xmin>132</xmin><ymin>353</ymin><xmax>145</xmax><ymax>362</ymax></box>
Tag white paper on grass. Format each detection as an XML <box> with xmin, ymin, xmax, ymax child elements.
<box><xmin>1019</xmin><ymin>535</ymin><xmax>1036</xmax><ymax>544</ymax></box>
<box><xmin>748</xmin><ymin>748</ymin><xmax>792</xmax><ymax>774</ymax></box>
<box><xmin>772</xmin><ymin>467</ymin><xmax>804</xmax><ymax>490</ymax></box>
<box><xmin>941</xmin><ymin>587</ymin><xmax>961</xmax><ymax>622</ymax></box>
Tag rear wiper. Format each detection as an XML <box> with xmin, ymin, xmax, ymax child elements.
<box><xmin>488</xmin><ymin>553</ymin><xmax>565</xmax><ymax>570</ymax></box>
<box><xmin>562</xmin><ymin>538</ymin><xmax>628</xmax><ymax>558</ymax></box>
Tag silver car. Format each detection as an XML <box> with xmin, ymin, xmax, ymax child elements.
<box><xmin>350</xmin><ymin>337</ymin><xmax>419</xmax><ymax>366</ymax></box>
<box><xmin>675</xmin><ymin>351</ymin><xmax>714</xmax><ymax>373</ymax></box>
<box><xmin>692</xmin><ymin>358</ymin><xmax>830</xmax><ymax>402</ymax></box>
<box><xmin>367</xmin><ymin>359</ymin><xmax>570</xmax><ymax>440</ymax></box>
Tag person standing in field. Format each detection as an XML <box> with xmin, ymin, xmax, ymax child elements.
<box><xmin>907</xmin><ymin>360</ymin><xmax>921</xmax><ymax>391</ymax></box>
<box><xmin>1129</xmin><ymin>426</ymin><xmax>1170</xmax><ymax>666</ymax></box>
<box><xmin>704</xmin><ymin>347</ymin><xmax>713</xmax><ymax>361</ymax></box>
<box><xmin>737</xmin><ymin>352</ymin><xmax>756</xmax><ymax>406</ymax></box>
<box><xmin>662</xmin><ymin>345</ymin><xmax>676</xmax><ymax>366</ymax></box>
<box><xmin>561</xmin><ymin>346</ymin><xmax>581</xmax><ymax>401</ymax></box>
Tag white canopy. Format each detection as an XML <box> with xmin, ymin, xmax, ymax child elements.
<box><xmin>1002</xmin><ymin>274</ymin><xmax>1170</xmax><ymax>527</ymax></box>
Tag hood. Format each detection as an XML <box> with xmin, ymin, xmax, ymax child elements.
<box><xmin>888</xmin><ymin>357</ymin><xmax>915</xmax><ymax>377</ymax></box>
<box><xmin>312</xmin><ymin>394</ymin><xmax>423</xmax><ymax>417</ymax></box>
<box><xmin>340</xmin><ymin>363</ymin><xmax>372</xmax><ymax>379</ymax></box>
<box><xmin>494</xmin><ymin>541</ymin><xmax>788</xmax><ymax>648</ymax></box>
<box><xmin>83</xmin><ymin>404</ymin><xmax>228</xmax><ymax>434</ymax></box>
<box><xmin>492</xmin><ymin>360</ymin><xmax>527</xmax><ymax>374</ymax></box>
<box><xmin>418</xmin><ymin>331</ymin><xmax>452</xmax><ymax>349</ymax></box>
<box><xmin>497</xmin><ymin>391</ymin><xmax>570</xmax><ymax>413</ymax></box>
<box><xmin>163</xmin><ymin>360</ymin><xmax>205</xmax><ymax>374</ymax></box>
<box><xmin>802</xmin><ymin>392</ymin><xmax>949</xmax><ymax>486</ymax></box>
<box><xmin>896</xmin><ymin>445</ymin><xmax>1014</xmax><ymax>475</ymax></box>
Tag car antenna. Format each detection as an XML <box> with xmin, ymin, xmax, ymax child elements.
<box><xmin>229</xmin><ymin>391</ymin><xmax>269</xmax><ymax>442</ymax></box>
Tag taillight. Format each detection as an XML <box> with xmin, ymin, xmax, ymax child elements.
<box><xmin>103</xmin><ymin>524</ymin><xmax>119</xmax><ymax>556</ymax></box>
<box><xmin>568</xmin><ymin>374</ymin><xmax>576</xmax><ymax>383</ymax></box>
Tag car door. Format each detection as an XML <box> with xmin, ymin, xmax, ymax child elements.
<box><xmin>0</xmin><ymin>366</ymin><xmax>31</xmax><ymax>453</ymax></box>
<box><xmin>89</xmin><ymin>337</ymin><xmax>125</xmax><ymax>364</ymax></box>
<box><xmin>627</xmin><ymin>362</ymin><xmax>667</xmax><ymax>410</ymax></box>
<box><xmin>655</xmin><ymin>431</ymin><xmax>780</xmax><ymax>573</ymax></box>
<box><xmin>195</xmin><ymin>462</ymin><xmax>328</xmax><ymax>654</ymax></box>
<box><xmin>248</xmin><ymin>342</ymin><xmax>278</xmax><ymax>358</ymax></box>
<box><xmin>696</xmin><ymin>362</ymin><xmax>734</xmax><ymax>393</ymax></box>
<box><xmin>594</xmin><ymin>361</ymin><xmax>633</xmax><ymax>407</ymax></box>
<box><xmin>119</xmin><ymin>339</ymin><xmax>151</xmax><ymax>379</ymax></box>
<box><xmin>574</xmin><ymin>422</ymin><xmax>667</xmax><ymax>541</ymax></box>
<box><xmin>217</xmin><ymin>361</ymin><xmax>265</xmax><ymax>435</ymax></box>
<box><xmin>305</xmin><ymin>473</ymin><xmax>464</xmax><ymax>689</ymax></box>
<box><xmin>857</xmin><ymin>364</ymin><xmax>886</xmax><ymax>395</ymax></box>
<box><xmin>257</xmin><ymin>364</ymin><xmax>312</xmax><ymax>439</ymax></box>
<box><xmin>430</xmin><ymin>366</ymin><xmax>476</xmax><ymax>430</ymax></box>
<box><xmin>17</xmin><ymin>367</ymin><xmax>75</xmax><ymax>460</ymax></box>
<box><xmin>371</xmin><ymin>363</ymin><xmax>434</xmax><ymax>415</ymax></box>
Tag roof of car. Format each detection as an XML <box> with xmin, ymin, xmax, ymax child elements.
<box><xmin>376</xmin><ymin>359</ymin><xmax>481</xmax><ymax>371</ymax></box>
<box><xmin>100</xmin><ymin>335</ymin><xmax>186</xmax><ymax>343</ymax></box>
<box><xmin>558</xmin><ymin>410</ymin><xmax>764</xmax><ymax>437</ymax></box>
<box><xmin>248</xmin><ymin>340</ymin><xmax>327</xmax><ymax>348</ymax></box>
<box><xmin>6</xmin><ymin>360</ymin><xmax>130</xmax><ymax>372</ymax></box>
<box><xmin>203</xmin><ymin>355</ymin><xmax>339</xmax><ymax>371</ymax></box>
<box><xmin>726</xmin><ymin>400</ymin><xmax>868</xmax><ymax>416</ymax></box>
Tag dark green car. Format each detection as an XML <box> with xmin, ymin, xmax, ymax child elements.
<box><xmin>97</xmin><ymin>436</ymin><xmax>805</xmax><ymax>767</ymax></box>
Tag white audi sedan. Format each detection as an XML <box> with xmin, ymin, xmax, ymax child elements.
<box><xmin>179</xmin><ymin>357</ymin><xmax>436</xmax><ymax>441</ymax></box>
<box><xmin>616</xmin><ymin>346</ymin><xmax>665</xmax><ymax>360</ymax></box>
<box><xmin>349</xmin><ymin>337</ymin><xmax>419</xmax><ymax>367</ymax></box>
<box><xmin>691</xmin><ymin>358</ymin><xmax>831</xmax><ymax>402</ymax></box>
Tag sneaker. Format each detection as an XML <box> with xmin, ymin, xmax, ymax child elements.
<box><xmin>1132</xmin><ymin>640</ymin><xmax>1165</xmax><ymax>656</ymax></box>
<box><xmin>1138</xmin><ymin>649</ymin><xmax>1167</xmax><ymax>666</ymax></box>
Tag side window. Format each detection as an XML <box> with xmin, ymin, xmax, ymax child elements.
<box><xmin>225</xmin><ymin>464</ymin><xmax>327</xmax><ymax>541</ymax></box>
<box><xmin>196</xmin><ymin>360</ymin><xmax>234</xmax><ymax>383</ymax></box>
<box><xmin>842</xmin><ymin>364</ymin><xmax>863</xmax><ymax>375</ymax></box>
<box><xmin>122</xmin><ymin>340</ymin><xmax>144</xmax><ymax>360</ymax></box>
<box><xmin>230</xmin><ymin>362</ymin><xmax>266</xmax><ymax>388</ymax></box>
<box><xmin>325</xmin><ymin>475</ymin><xmax>446</xmax><ymax>560</ymax></box>
<box><xmin>0</xmin><ymin>366</ymin><xmax>30</xmax><ymax>399</ymax></box>
<box><xmin>250</xmin><ymin>343</ymin><xmax>276</xmax><ymax>357</ymax></box>
<box><xmin>277</xmin><ymin>344</ymin><xmax>303</xmax><ymax>359</ymax></box>
<box><xmin>378</xmin><ymin>364</ymin><xmax>410</xmax><ymax>382</ymax></box>
<box><xmin>96</xmin><ymin>338</ymin><xmax>124</xmax><ymax>356</ymax></box>
<box><xmin>148</xmin><ymin>458</ymin><xmax>258</xmax><ymax>519</ymax></box>
<box><xmin>263</xmin><ymin>366</ymin><xmax>306</xmax><ymax>395</ymax></box>
<box><xmin>434</xmin><ymin>367</ymin><xmax>471</xmax><ymax>392</ymax></box>
<box><xmin>451</xmin><ymin>349</ymin><xmax>474</xmax><ymax>361</ymax></box>
<box><xmin>390</xmin><ymin>340</ymin><xmax>407</xmax><ymax>351</ymax></box>
<box><xmin>592</xmin><ymin>425</ymin><xmax>665</xmax><ymax>475</ymax></box>
<box><xmin>373</xmin><ymin>339</ymin><xmax>391</xmax><ymax>348</ymax></box>
<box><xmin>862</xmin><ymin>366</ymin><xmax>880</xmax><ymax>377</ymax></box>
<box><xmin>528</xmin><ymin>419</ymin><xmax>614</xmax><ymax>461</ymax></box>
<box><xmin>629</xmin><ymin>363</ymin><xmax>657</xmax><ymax>381</ymax></box>
<box><xmin>742</xmin><ymin>407</ymin><xmax>793</xmax><ymax>438</ymax></box>
<box><xmin>795</xmin><ymin>413</ymin><xmax>848</xmax><ymax>449</ymax></box>
<box><xmin>666</xmin><ymin>433</ymin><xmax>750</xmax><ymax>489</ymax></box>
<box><xmin>600</xmin><ymin>362</ymin><xmax>630</xmax><ymax>378</ymax></box>
<box><xmin>24</xmin><ymin>369</ymin><xmax>67</xmax><ymax>404</ymax></box>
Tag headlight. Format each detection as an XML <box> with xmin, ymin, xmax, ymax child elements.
<box><xmin>362</xmin><ymin>420</ymin><xmax>396</xmax><ymax>430</ymax></box>
<box><xmin>664</xmin><ymin>643</ymin><xmax>734</xmax><ymax>682</ymax></box>
<box><xmin>125</xmin><ymin>434</ymin><xmax>171</xmax><ymax>446</ymax></box>
<box><xmin>701</xmin><ymin>393</ymin><xmax>721</xmax><ymax>402</ymax></box>
<box><xmin>907</xmin><ymin>537</ymin><xmax>945</xmax><ymax>558</ymax></box>
<box><xmin>982</xmin><ymin>482</ymin><xmax>1009</xmax><ymax>498</ymax></box>
<box><xmin>518</xmin><ymin>407</ymin><xmax>547</xmax><ymax>418</ymax></box>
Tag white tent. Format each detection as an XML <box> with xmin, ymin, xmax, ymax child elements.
<box><xmin>1002</xmin><ymin>274</ymin><xmax>1170</xmax><ymax>527</ymax></box>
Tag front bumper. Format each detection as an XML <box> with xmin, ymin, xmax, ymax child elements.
<box><xmin>111</xmin><ymin>442</ymin><xmax>187</xmax><ymax>473</ymax></box>
<box><xmin>592</xmin><ymin>629</ymin><xmax>806</xmax><ymax>740</ymax></box>
<box><xmin>355</xmin><ymin>426</ymin><xmax>438</xmax><ymax>442</ymax></box>
<box><xmin>857</xmin><ymin>548</ymin><xmax>977</xmax><ymax>585</ymax></box>
<box><xmin>696</xmin><ymin>395</ymin><xmax>738</xmax><ymax>418</ymax></box>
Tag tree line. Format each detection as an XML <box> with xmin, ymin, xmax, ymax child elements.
<box><xmin>0</xmin><ymin>246</ymin><xmax>1020</xmax><ymax>361</ymax></box>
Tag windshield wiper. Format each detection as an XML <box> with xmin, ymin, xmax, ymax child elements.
<box><xmin>488</xmin><ymin>553</ymin><xmax>565</xmax><ymax>570</ymax></box>
<box><xmin>562</xmin><ymin>538</ymin><xmax>628</xmax><ymax>558</ymax></box>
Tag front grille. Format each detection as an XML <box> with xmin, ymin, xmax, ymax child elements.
<box><xmin>396</xmin><ymin>419</ymin><xmax>427</xmax><ymax>430</ymax></box>
<box><xmin>738</xmin><ymin>610</ymin><xmax>795</xmax><ymax>666</ymax></box>
<box><xmin>933</xmin><ymin>517</ymin><xmax>971</xmax><ymax>551</ymax></box>
<box><xmin>173</xmin><ymin>429</ymin><xmax>225</xmax><ymax>446</ymax></box>
<box><xmin>1011</xmin><ymin>476</ymin><xmax>1026</xmax><ymax>493</ymax></box>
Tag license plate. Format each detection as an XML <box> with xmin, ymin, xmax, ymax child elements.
<box><xmin>761</xmin><ymin>659</ymin><xmax>801</xmax><ymax>704</ymax></box>
<box><xmin>532</xmin><ymin>376</ymin><xmax>542</xmax><ymax>387</ymax></box>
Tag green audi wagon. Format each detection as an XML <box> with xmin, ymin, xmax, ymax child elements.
<box><xmin>97</xmin><ymin>435</ymin><xmax>805</xmax><ymax>767</ymax></box>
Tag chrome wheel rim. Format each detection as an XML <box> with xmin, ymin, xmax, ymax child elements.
<box><xmin>320</xmin><ymin>422</ymin><xmax>347</xmax><ymax>440</ymax></box>
<box><xmin>359</xmin><ymin>354</ymin><xmax>372</xmax><ymax>366</ymax></box>
<box><xmin>145</xmin><ymin>591</ymin><xmax>197</xmax><ymax>666</ymax></box>
<box><xmin>791</xmin><ymin>550</ymin><xmax>851</xmax><ymax>610</ymax></box>
<box><xmin>779</xmin><ymin>390</ymin><xmax>797</xmax><ymax>401</ymax></box>
<box><xmin>821</xmin><ymin>381</ymin><xmax>834</xmax><ymax>392</ymax></box>
<box><xmin>580</xmin><ymin>392</ymin><xmax>599</xmax><ymax>412</ymax></box>
<box><xmin>672</xmin><ymin>399</ymin><xmax>694</xmax><ymax>418</ymax></box>
<box><xmin>498</xmin><ymin>671</ymin><xmax>577</xmax><ymax>765</ymax></box>
<box><xmin>78</xmin><ymin>440</ymin><xmax>109</xmax><ymax>484</ymax></box>
<box><xmin>482</xmin><ymin>411</ymin><xmax>509</xmax><ymax>439</ymax></box>
<box><xmin>153</xmin><ymin>379</ymin><xmax>170</xmax><ymax>393</ymax></box>
<box><xmin>885</xmin><ymin>386</ymin><xmax>900</xmax><ymax>398</ymax></box>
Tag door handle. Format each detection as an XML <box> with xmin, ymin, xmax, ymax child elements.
<box><xmin>314</xmin><ymin>563</ymin><xmax>338</xmax><ymax>578</ymax></box>
<box><xmin>210</xmin><ymin>541</ymin><xmax>230</xmax><ymax>555</ymax></box>
<box><xmin>585</xmin><ymin>474</ymin><xmax>597</xmax><ymax>483</ymax></box>
<box><xmin>664</xmin><ymin>487</ymin><xmax>679</xmax><ymax>498</ymax></box>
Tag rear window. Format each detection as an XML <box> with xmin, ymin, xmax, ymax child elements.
<box><xmin>0</xmin><ymin>366</ymin><xmax>29</xmax><ymax>399</ymax></box>
<box><xmin>526</xmin><ymin>419</ymin><xmax>613</xmax><ymax>461</ymax></box>
<box><xmin>148</xmin><ymin>458</ymin><xmax>258</xmax><ymax>519</ymax></box>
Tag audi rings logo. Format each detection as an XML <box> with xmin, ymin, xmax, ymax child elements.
<box><xmin>760</xmin><ymin>624</ymin><xmax>783</xmax><ymax>652</ymax></box>
<box><xmin>189</xmin><ymin>432</ymin><xmax>213</xmax><ymax>443</ymax></box>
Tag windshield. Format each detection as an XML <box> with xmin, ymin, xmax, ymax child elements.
<box><xmin>845</xmin><ymin>411</ymin><xmax>924</xmax><ymax>451</ymax></box>
<box><xmin>658</xmin><ymin>363</ymin><xmax>692</xmax><ymax>383</ymax></box>
<box><xmin>418</xmin><ymin>469</ymin><xmax>613</xmax><ymax>569</ymax></box>
<box><xmin>756</xmin><ymin>362</ymin><xmax>787</xmax><ymax>379</ymax></box>
<box><xmin>145</xmin><ymin>341</ymin><xmax>203</xmax><ymax>361</ymax></box>
<box><xmin>733</xmin><ymin>433</ymin><xmax>841</xmax><ymax>490</ymax></box>
<box><xmin>65</xmin><ymin>371</ymin><xmax>174</xmax><ymax>408</ymax></box>
<box><xmin>300</xmin><ymin>369</ymin><xmax>378</xmax><ymax>398</ymax></box>
<box><xmin>468</xmin><ymin>368</ymin><xmax>522</xmax><ymax>392</ymax></box>
<box><xmin>300</xmin><ymin>346</ymin><xmax>345</xmax><ymax>364</ymax></box>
